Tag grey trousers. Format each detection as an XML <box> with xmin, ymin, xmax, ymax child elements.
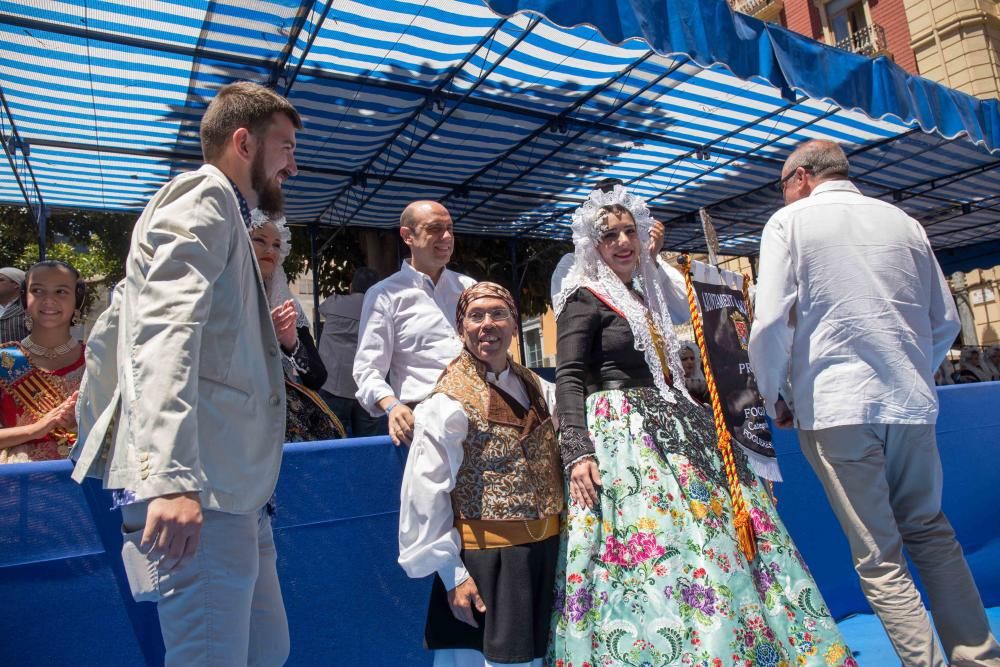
<box><xmin>799</xmin><ymin>423</ymin><xmax>1000</xmax><ymax>667</ymax></box>
<box><xmin>121</xmin><ymin>503</ymin><xmax>289</xmax><ymax>667</ymax></box>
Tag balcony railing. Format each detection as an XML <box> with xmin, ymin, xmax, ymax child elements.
<box><xmin>835</xmin><ymin>23</ymin><xmax>889</xmax><ymax>57</ymax></box>
<box><xmin>728</xmin><ymin>0</ymin><xmax>783</xmax><ymax>21</ymax></box>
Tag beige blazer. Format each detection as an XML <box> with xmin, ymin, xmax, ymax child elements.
<box><xmin>73</xmin><ymin>164</ymin><xmax>286</xmax><ymax>514</ymax></box>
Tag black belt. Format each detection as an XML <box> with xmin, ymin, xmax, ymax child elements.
<box><xmin>587</xmin><ymin>378</ymin><xmax>657</xmax><ymax>394</ymax></box>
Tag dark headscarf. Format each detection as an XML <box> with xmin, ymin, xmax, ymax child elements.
<box><xmin>455</xmin><ymin>282</ymin><xmax>517</xmax><ymax>330</ymax></box>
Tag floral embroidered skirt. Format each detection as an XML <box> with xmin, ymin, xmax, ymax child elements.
<box><xmin>548</xmin><ymin>387</ymin><xmax>855</xmax><ymax>667</ymax></box>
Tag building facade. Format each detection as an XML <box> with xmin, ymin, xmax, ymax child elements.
<box><xmin>729</xmin><ymin>0</ymin><xmax>1000</xmax><ymax>100</ymax></box>
<box><xmin>904</xmin><ymin>0</ymin><xmax>1000</xmax><ymax>99</ymax></box>
<box><xmin>954</xmin><ymin>264</ymin><xmax>1000</xmax><ymax>344</ymax></box>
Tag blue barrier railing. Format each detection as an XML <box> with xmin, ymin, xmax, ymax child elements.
<box><xmin>1</xmin><ymin>384</ymin><xmax>997</xmax><ymax>666</ymax></box>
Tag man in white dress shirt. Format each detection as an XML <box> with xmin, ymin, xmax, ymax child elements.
<box><xmin>318</xmin><ymin>266</ymin><xmax>382</xmax><ymax>436</ymax></box>
<box><xmin>399</xmin><ymin>282</ymin><xmax>561</xmax><ymax>667</ymax></box>
<box><xmin>353</xmin><ymin>201</ymin><xmax>475</xmax><ymax>445</ymax></box>
<box><xmin>749</xmin><ymin>139</ymin><xmax>999</xmax><ymax>667</ymax></box>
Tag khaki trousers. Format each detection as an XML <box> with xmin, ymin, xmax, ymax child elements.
<box><xmin>121</xmin><ymin>503</ymin><xmax>289</xmax><ymax>667</ymax></box>
<box><xmin>799</xmin><ymin>424</ymin><xmax>1000</xmax><ymax>667</ymax></box>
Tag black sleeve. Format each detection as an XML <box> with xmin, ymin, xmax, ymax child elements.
<box><xmin>555</xmin><ymin>289</ymin><xmax>599</xmax><ymax>468</ymax></box>
<box><xmin>293</xmin><ymin>326</ymin><xmax>327</xmax><ymax>390</ymax></box>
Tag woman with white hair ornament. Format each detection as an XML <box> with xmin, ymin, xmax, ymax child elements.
<box><xmin>250</xmin><ymin>211</ymin><xmax>344</xmax><ymax>441</ymax></box>
<box><xmin>548</xmin><ymin>185</ymin><xmax>853</xmax><ymax>667</ymax></box>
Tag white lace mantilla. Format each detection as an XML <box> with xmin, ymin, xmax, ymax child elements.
<box><xmin>554</xmin><ymin>185</ymin><xmax>691</xmax><ymax>406</ymax></box>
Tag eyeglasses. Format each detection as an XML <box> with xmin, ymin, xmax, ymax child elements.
<box><xmin>775</xmin><ymin>165</ymin><xmax>813</xmax><ymax>193</ymax></box>
<box><xmin>465</xmin><ymin>307</ymin><xmax>512</xmax><ymax>324</ymax></box>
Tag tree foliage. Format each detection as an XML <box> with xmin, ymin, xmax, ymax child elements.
<box><xmin>448</xmin><ymin>235</ymin><xmax>572</xmax><ymax>318</ymax></box>
<box><xmin>285</xmin><ymin>224</ymin><xmax>368</xmax><ymax>297</ymax></box>
<box><xmin>1</xmin><ymin>205</ymin><xmax>569</xmax><ymax>319</ymax></box>
<box><xmin>0</xmin><ymin>206</ymin><xmax>35</xmax><ymax>268</ymax></box>
<box><xmin>0</xmin><ymin>206</ymin><xmax>136</xmax><ymax>312</ymax></box>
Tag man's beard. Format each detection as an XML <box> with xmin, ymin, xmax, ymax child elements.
<box><xmin>251</xmin><ymin>150</ymin><xmax>285</xmax><ymax>217</ymax></box>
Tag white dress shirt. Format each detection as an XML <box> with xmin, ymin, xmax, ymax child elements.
<box><xmin>398</xmin><ymin>366</ymin><xmax>556</xmax><ymax>591</ymax></box>
<box><xmin>748</xmin><ymin>180</ymin><xmax>960</xmax><ymax>430</ymax></box>
<box><xmin>549</xmin><ymin>252</ymin><xmax>692</xmax><ymax>324</ymax></box>
<box><xmin>654</xmin><ymin>258</ymin><xmax>693</xmax><ymax>325</ymax></box>
<box><xmin>317</xmin><ymin>292</ymin><xmax>365</xmax><ymax>399</ymax></box>
<box><xmin>353</xmin><ymin>260</ymin><xmax>476</xmax><ymax>415</ymax></box>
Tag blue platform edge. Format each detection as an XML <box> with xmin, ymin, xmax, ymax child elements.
<box><xmin>0</xmin><ymin>382</ymin><xmax>997</xmax><ymax>666</ymax></box>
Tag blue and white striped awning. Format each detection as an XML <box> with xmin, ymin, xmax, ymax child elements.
<box><xmin>1</xmin><ymin>0</ymin><xmax>998</xmax><ymax>256</ymax></box>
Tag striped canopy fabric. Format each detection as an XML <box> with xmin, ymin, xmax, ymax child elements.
<box><xmin>0</xmin><ymin>0</ymin><xmax>998</xmax><ymax>257</ymax></box>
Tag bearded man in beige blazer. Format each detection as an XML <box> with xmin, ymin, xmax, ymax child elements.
<box><xmin>73</xmin><ymin>81</ymin><xmax>301</xmax><ymax>666</ymax></box>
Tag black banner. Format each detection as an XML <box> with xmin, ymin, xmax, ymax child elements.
<box><xmin>692</xmin><ymin>280</ymin><xmax>774</xmax><ymax>460</ymax></box>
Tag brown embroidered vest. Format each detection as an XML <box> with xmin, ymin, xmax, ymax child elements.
<box><xmin>430</xmin><ymin>350</ymin><xmax>564</xmax><ymax>521</ymax></box>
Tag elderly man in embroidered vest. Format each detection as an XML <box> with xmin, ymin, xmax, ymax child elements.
<box><xmin>398</xmin><ymin>282</ymin><xmax>562</xmax><ymax>667</ymax></box>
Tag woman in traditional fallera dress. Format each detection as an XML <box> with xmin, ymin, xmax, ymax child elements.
<box><xmin>249</xmin><ymin>211</ymin><xmax>345</xmax><ymax>441</ymax></box>
<box><xmin>548</xmin><ymin>186</ymin><xmax>854</xmax><ymax>667</ymax></box>
<box><xmin>0</xmin><ymin>261</ymin><xmax>83</xmax><ymax>464</ymax></box>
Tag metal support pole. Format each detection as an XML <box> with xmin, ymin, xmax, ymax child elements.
<box><xmin>37</xmin><ymin>204</ymin><xmax>48</xmax><ymax>261</ymax></box>
<box><xmin>951</xmin><ymin>271</ymin><xmax>979</xmax><ymax>347</ymax></box>
<box><xmin>1</xmin><ymin>85</ymin><xmax>46</xmax><ymax>242</ymax></box>
<box><xmin>509</xmin><ymin>239</ymin><xmax>526</xmax><ymax>366</ymax></box>
<box><xmin>310</xmin><ymin>222</ymin><xmax>321</xmax><ymax>342</ymax></box>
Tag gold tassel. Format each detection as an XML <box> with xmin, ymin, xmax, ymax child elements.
<box><xmin>681</xmin><ymin>255</ymin><xmax>758</xmax><ymax>564</ymax></box>
<box><xmin>734</xmin><ymin>510</ymin><xmax>757</xmax><ymax>562</ymax></box>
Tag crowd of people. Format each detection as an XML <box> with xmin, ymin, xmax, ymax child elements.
<box><xmin>935</xmin><ymin>345</ymin><xmax>1000</xmax><ymax>385</ymax></box>
<box><xmin>1</xmin><ymin>82</ymin><xmax>998</xmax><ymax>667</ymax></box>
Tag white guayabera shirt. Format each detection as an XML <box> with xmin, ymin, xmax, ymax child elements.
<box><xmin>748</xmin><ymin>180</ymin><xmax>961</xmax><ymax>430</ymax></box>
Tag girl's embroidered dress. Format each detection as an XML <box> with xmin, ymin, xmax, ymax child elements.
<box><xmin>0</xmin><ymin>342</ymin><xmax>84</xmax><ymax>464</ymax></box>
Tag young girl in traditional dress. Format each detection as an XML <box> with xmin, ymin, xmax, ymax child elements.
<box><xmin>0</xmin><ymin>261</ymin><xmax>84</xmax><ymax>464</ymax></box>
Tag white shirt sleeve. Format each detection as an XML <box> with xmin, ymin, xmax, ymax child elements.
<box><xmin>538</xmin><ymin>375</ymin><xmax>558</xmax><ymax>428</ymax></box>
<box><xmin>654</xmin><ymin>257</ymin><xmax>692</xmax><ymax>325</ymax></box>
<box><xmin>353</xmin><ymin>289</ymin><xmax>395</xmax><ymax>415</ymax></box>
<box><xmin>747</xmin><ymin>216</ymin><xmax>797</xmax><ymax>419</ymax></box>
<box><xmin>398</xmin><ymin>394</ymin><xmax>470</xmax><ymax>591</ymax></box>
<box><xmin>549</xmin><ymin>253</ymin><xmax>576</xmax><ymax>305</ymax></box>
